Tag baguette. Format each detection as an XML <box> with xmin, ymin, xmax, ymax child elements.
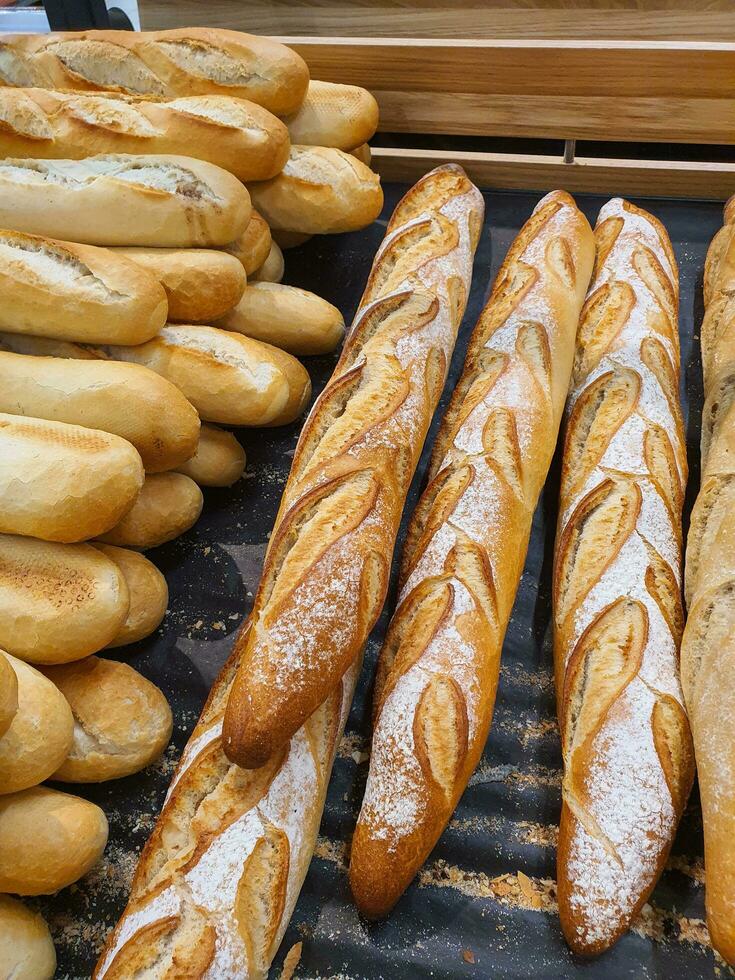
<box><xmin>0</xmin><ymin>350</ymin><xmax>200</xmax><ymax>472</ymax></box>
<box><xmin>249</xmin><ymin>240</ymin><xmax>284</xmax><ymax>283</ymax></box>
<box><xmin>224</xmin><ymin>208</ymin><xmax>271</xmax><ymax>275</ymax></box>
<box><xmin>0</xmin><ymin>896</ymin><xmax>55</xmax><ymax>980</ymax></box>
<box><xmin>271</xmin><ymin>229</ymin><xmax>312</xmax><ymax>250</ymax></box>
<box><xmin>247</xmin><ymin>145</ymin><xmax>383</xmax><ymax>235</ymax></box>
<box><xmin>96</xmin><ymin>325</ymin><xmax>311</xmax><ymax>427</ymax></box>
<box><xmin>93</xmin><ymin>544</ymin><xmax>168</xmax><ymax>647</ymax></box>
<box><xmin>44</xmin><ymin>656</ymin><xmax>172</xmax><ymax>782</ymax></box>
<box><xmin>284</xmin><ymin>80</ymin><xmax>379</xmax><ymax>151</ymax></box>
<box><xmin>95</xmin><ymin>632</ymin><xmax>360</xmax><ymax>980</ymax></box>
<box><xmin>0</xmin><ymin>229</ymin><xmax>167</xmax><ymax>345</ymax></box>
<box><xmin>111</xmin><ymin>247</ymin><xmax>246</xmax><ymax>322</ymax></box>
<box><xmin>0</xmin><ymin>29</ymin><xmax>309</xmax><ymax>116</ymax></box>
<box><xmin>0</xmin><ymin>534</ymin><xmax>130</xmax><ymax>664</ymax></box>
<box><xmin>0</xmin><ymin>653</ymin><xmax>74</xmax><ymax>794</ymax></box>
<box><xmin>0</xmin><ymin>414</ymin><xmax>144</xmax><ymax>543</ymax></box>
<box><xmin>96</xmin><ymin>472</ymin><xmax>203</xmax><ymax>550</ymax></box>
<box><xmin>222</xmin><ymin>164</ymin><xmax>484</xmax><ymax>768</ymax></box>
<box><xmin>351</xmin><ymin>143</ymin><xmax>372</xmax><ymax>167</ymax></box>
<box><xmin>174</xmin><ymin>423</ymin><xmax>246</xmax><ymax>487</ymax></box>
<box><xmin>0</xmin><ymin>155</ymin><xmax>251</xmax><ymax>247</ymax></box>
<box><xmin>0</xmin><ymin>651</ymin><xmax>18</xmax><ymax>738</ymax></box>
<box><xmin>0</xmin><ymin>785</ymin><xmax>108</xmax><ymax>894</ymax></box>
<box><xmin>0</xmin><ymin>88</ymin><xmax>290</xmax><ymax>182</ymax></box>
<box><xmin>552</xmin><ymin>199</ymin><xmax>692</xmax><ymax>955</ymax></box>
<box><xmin>349</xmin><ymin>191</ymin><xmax>595</xmax><ymax>918</ymax></box>
<box><xmin>680</xmin><ymin>206</ymin><xmax>735</xmax><ymax>964</ymax></box>
<box><xmin>0</xmin><ymin>330</ymin><xmax>96</xmax><ymax>359</ymax></box>
<box><xmin>217</xmin><ymin>282</ymin><xmax>344</xmax><ymax>355</ymax></box>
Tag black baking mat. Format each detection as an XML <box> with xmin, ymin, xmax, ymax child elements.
<box><xmin>34</xmin><ymin>186</ymin><xmax>729</xmax><ymax>979</ymax></box>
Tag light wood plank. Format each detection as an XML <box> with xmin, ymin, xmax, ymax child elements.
<box><xmin>371</xmin><ymin>146</ymin><xmax>735</xmax><ymax>199</ymax></box>
<box><xmin>282</xmin><ymin>37</ymin><xmax>735</xmax><ymax>99</ymax></box>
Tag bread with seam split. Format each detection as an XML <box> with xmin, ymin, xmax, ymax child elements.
<box><xmin>223</xmin><ymin>207</ymin><xmax>271</xmax><ymax>275</ymax></box>
<box><xmin>96</xmin><ymin>472</ymin><xmax>203</xmax><ymax>550</ymax></box>
<box><xmin>0</xmin><ymin>896</ymin><xmax>55</xmax><ymax>980</ymax></box>
<box><xmin>0</xmin><ymin>785</ymin><xmax>108</xmax><ymax>894</ymax></box>
<box><xmin>0</xmin><ymin>534</ymin><xmax>130</xmax><ymax>663</ymax></box>
<box><xmin>0</xmin><ymin>652</ymin><xmax>73</xmax><ymax>794</ymax></box>
<box><xmin>0</xmin><ymin>651</ymin><xmax>18</xmax><ymax>737</ymax></box>
<box><xmin>0</xmin><ymin>349</ymin><xmax>199</xmax><ymax>472</ymax></box>
<box><xmin>44</xmin><ymin>656</ymin><xmax>172</xmax><ymax>782</ymax></box>
<box><xmin>93</xmin><ymin>544</ymin><xmax>168</xmax><ymax>647</ymax></box>
<box><xmin>349</xmin><ymin>190</ymin><xmax>595</xmax><ymax>918</ymax></box>
<box><xmin>217</xmin><ymin>282</ymin><xmax>344</xmax><ymax>356</ymax></box>
<box><xmin>174</xmin><ymin>423</ymin><xmax>246</xmax><ymax>487</ymax></box>
<box><xmin>222</xmin><ymin>164</ymin><xmax>484</xmax><ymax>769</ymax></box>
<box><xmin>94</xmin><ymin>628</ymin><xmax>360</xmax><ymax>980</ymax></box>
<box><xmin>247</xmin><ymin>145</ymin><xmax>383</xmax><ymax>235</ymax></box>
<box><xmin>552</xmin><ymin>198</ymin><xmax>692</xmax><ymax>955</ymax></box>
<box><xmin>92</xmin><ymin>324</ymin><xmax>311</xmax><ymax>427</ymax></box>
<box><xmin>0</xmin><ymin>28</ymin><xmax>309</xmax><ymax>116</ymax></box>
<box><xmin>284</xmin><ymin>80</ymin><xmax>379</xmax><ymax>151</ymax></box>
<box><xmin>0</xmin><ymin>155</ymin><xmax>251</xmax><ymax>247</ymax></box>
<box><xmin>0</xmin><ymin>413</ymin><xmax>144</xmax><ymax>543</ymax></box>
<box><xmin>680</xmin><ymin>200</ymin><xmax>735</xmax><ymax>965</ymax></box>
<box><xmin>0</xmin><ymin>228</ymin><xmax>167</xmax><ymax>345</ymax></box>
<box><xmin>0</xmin><ymin>88</ymin><xmax>290</xmax><ymax>182</ymax></box>
<box><xmin>111</xmin><ymin>246</ymin><xmax>246</xmax><ymax>322</ymax></box>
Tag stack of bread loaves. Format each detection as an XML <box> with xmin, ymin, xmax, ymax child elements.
<box><xmin>0</xmin><ymin>29</ymin><xmax>385</xmax><ymax>977</ymax></box>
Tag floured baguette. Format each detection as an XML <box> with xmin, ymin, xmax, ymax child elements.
<box><xmin>95</xmin><ymin>630</ymin><xmax>359</xmax><ymax>980</ymax></box>
<box><xmin>0</xmin><ymin>534</ymin><xmax>130</xmax><ymax>664</ymax></box>
<box><xmin>0</xmin><ymin>155</ymin><xmax>251</xmax><ymax>247</ymax></box>
<box><xmin>0</xmin><ymin>350</ymin><xmax>199</xmax><ymax>472</ymax></box>
<box><xmin>223</xmin><ymin>164</ymin><xmax>484</xmax><ymax>769</ymax></box>
<box><xmin>0</xmin><ymin>229</ymin><xmax>167</xmax><ymax>345</ymax></box>
<box><xmin>0</xmin><ymin>29</ymin><xmax>309</xmax><ymax>116</ymax></box>
<box><xmin>0</xmin><ymin>413</ymin><xmax>144</xmax><ymax>543</ymax></box>
<box><xmin>174</xmin><ymin>423</ymin><xmax>246</xmax><ymax>487</ymax></box>
<box><xmin>96</xmin><ymin>472</ymin><xmax>203</xmax><ymax>550</ymax></box>
<box><xmin>93</xmin><ymin>544</ymin><xmax>168</xmax><ymax>647</ymax></box>
<box><xmin>680</xmin><ymin>201</ymin><xmax>735</xmax><ymax>964</ymax></box>
<box><xmin>0</xmin><ymin>88</ymin><xmax>290</xmax><ymax>182</ymax></box>
<box><xmin>223</xmin><ymin>208</ymin><xmax>271</xmax><ymax>275</ymax></box>
<box><xmin>552</xmin><ymin>199</ymin><xmax>693</xmax><ymax>954</ymax></box>
<box><xmin>111</xmin><ymin>247</ymin><xmax>246</xmax><ymax>323</ymax></box>
<box><xmin>247</xmin><ymin>145</ymin><xmax>383</xmax><ymax>235</ymax></box>
<box><xmin>350</xmin><ymin>191</ymin><xmax>595</xmax><ymax>917</ymax></box>
<box><xmin>284</xmin><ymin>80</ymin><xmax>379</xmax><ymax>151</ymax></box>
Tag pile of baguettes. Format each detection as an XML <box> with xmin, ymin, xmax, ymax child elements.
<box><xmin>87</xmin><ymin>164</ymin><xmax>735</xmax><ymax>979</ymax></box>
<box><xmin>0</xmin><ymin>27</ymin><xmax>386</xmax><ymax>980</ymax></box>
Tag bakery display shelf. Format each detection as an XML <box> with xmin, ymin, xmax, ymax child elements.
<box><xmin>41</xmin><ymin>184</ymin><xmax>725</xmax><ymax>979</ymax></box>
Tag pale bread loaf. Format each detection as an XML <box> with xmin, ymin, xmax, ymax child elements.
<box><xmin>96</xmin><ymin>472</ymin><xmax>203</xmax><ymax>550</ymax></box>
<box><xmin>223</xmin><ymin>208</ymin><xmax>271</xmax><ymax>275</ymax></box>
<box><xmin>249</xmin><ymin>240</ymin><xmax>284</xmax><ymax>283</ymax></box>
<box><xmin>0</xmin><ymin>896</ymin><xmax>56</xmax><ymax>980</ymax></box>
<box><xmin>284</xmin><ymin>80</ymin><xmax>379</xmax><ymax>151</ymax></box>
<box><xmin>0</xmin><ymin>651</ymin><xmax>17</xmax><ymax>737</ymax></box>
<box><xmin>93</xmin><ymin>544</ymin><xmax>168</xmax><ymax>647</ymax></box>
<box><xmin>174</xmin><ymin>423</ymin><xmax>246</xmax><ymax>487</ymax></box>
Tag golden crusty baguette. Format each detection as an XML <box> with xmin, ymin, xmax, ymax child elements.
<box><xmin>0</xmin><ymin>88</ymin><xmax>290</xmax><ymax>183</ymax></box>
<box><xmin>0</xmin><ymin>29</ymin><xmax>309</xmax><ymax>116</ymax></box>
<box><xmin>0</xmin><ymin>414</ymin><xmax>144</xmax><ymax>543</ymax></box>
<box><xmin>174</xmin><ymin>423</ymin><xmax>246</xmax><ymax>487</ymax></box>
<box><xmin>96</xmin><ymin>472</ymin><xmax>203</xmax><ymax>550</ymax></box>
<box><xmin>44</xmin><ymin>657</ymin><xmax>172</xmax><ymax>782</ymax></box>
<box><xmin>93</xmin><ymin>544</ymin><xmax>168</xmax><ymax>647</ymax></box>
<box><xmin>271</xmin><ymin>228</ymin><xmax>312</xmax><ymax>250</ymax></box>
<box><xmin>95</xmin><ymin>633</ymin><xmax>359</xmax><ymax>980</ymax></box>
<box><xmin>351</xmin><ymin>143</ymin><xmax>372</xmax><ymax>167</ymax></box>
<box><xmin>222</xmin><ymin>165</ymin><xmax>484</xmax><ymax>768</ymax></box>
<box><xmin>0</xmin><ymin>350</ymin><xmax>199</xmax><ymax>472</ymax></box>
<box><xmin>349</xmin><ymin>191</ymin><xmax>595</xmax><ymax>919</ymax></box>
<box><xmin>0</xmin><ymin>228</ymin><xmax>167</xmax><ymax>345</ymax></box>
<box><xmin>0</xmin><ymin>155</ymin><xmax>251</xmax><ymax>247</ymax></box>
<box><xmin>0</xmin><ymin>896</ymin><xmax>56</xmax><ymax>980</ymax></box>
<box><xmin>249</xmin><ymin>240</ymin><xmax>284</xmax><ymax>283</ymax></box>
<box><xmin>0</xmin><ymin>785</ymin><xmax>108</xmax><ymax>894</ymax></box>
<box><xmin>552</xmin><ymin>199</ymin><xmax>692</xmax><ymax>955</ymax></box>
<box><xmin>248</xmin><ymin>145</ymin><xmax>383</xmax><ymax>235</ymax></box>
<box><xmin>680</xmin><ymin>205</ymin><xmax>735</xmax><ymax>965</ymax></box>
<box><xmin>0</xmin><ymin>534</ymin><xmax>130</xmax><ymax>664</ymax></box>
<box><xmin>96</xmin><ymin>325</ymin><xmax>311</xmax><ymax>428</ymax></box>
<box><xmin>217</xmin><ymin>282</ymin><xmax>344</xmax><ymax>356</ymax></box>
<box><xmin>0</xmin><ymin>652</ymin><xmax>17</xmax><ymax>738</ymax></box>
<box><xmin>0</xmin><ymin>653</ymin><xmax>74</xmax><ymax>794</ymax></box>
<box><xmin>284</xmin><ymin>80</ymin><xmax>379</xmax><ymax>151</ymax></box>
<box><xmin>223</xmin><ymin>208</ymin><xmax>271</xmax><ymax>275</ymax></box>
<box><xmin>111</xmin><ymin>247</ymin><xmax>246</xmax><ymax>323</ymax></box>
